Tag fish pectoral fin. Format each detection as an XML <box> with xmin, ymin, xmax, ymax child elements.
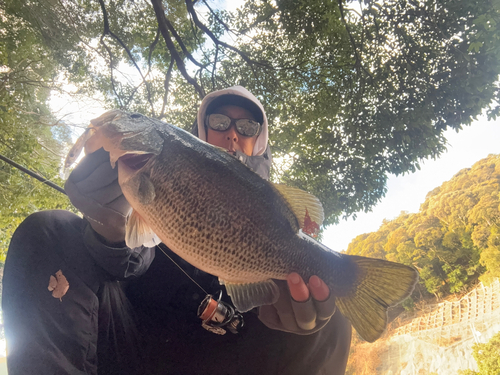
<box><xmin>221</xmin><ymin>279</ymin><xmax>280</xmax><ymax>313</ymax></box>
<box><xmin>336</xmin><ymin>256</ymin><xmax>419</xmax><ymax>343</ymax></box>
<box><xmin>272</xmin><ymin>184</ymin><xmax>324</xmax><ymax>237</ymax></box>
<box><xmin>125</xmin><ymin>209</ymin><xmax>160</xmax><ymax>248</ymax></box>
<box><xmin>137</xmin><ymin>173</ymin><xmax>156</xmax><ymax>205</ymax></box>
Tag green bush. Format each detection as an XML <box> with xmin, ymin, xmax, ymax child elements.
<box><xmin>458</xmin><ymin>331</ymin><xmax>500</xmax><ymax>374</ymax></box>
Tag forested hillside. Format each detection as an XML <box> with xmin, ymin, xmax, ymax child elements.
<box><xmin>346</xmin><ymin>154</ymin><xmax>500</xmax><ymax>301</ymax></box>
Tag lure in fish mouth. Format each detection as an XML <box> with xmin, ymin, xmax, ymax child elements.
<box><xmin>66</xmin><ymin>109</ymin><xmax>419</xmax><ymax>343</ymax></box>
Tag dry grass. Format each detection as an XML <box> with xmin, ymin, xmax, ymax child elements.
<box><xmin>432</xmin><ymin>335</ymin><xmax>463</xmax><ymax>347</ymax></box>
<box><xmin>346</xmin><ymin>334</ymin><xmax>385</xmax><ymax>375</ymax></box>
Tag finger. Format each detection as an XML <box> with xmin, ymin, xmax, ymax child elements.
<box><xmin>75</xmin><ymin>160</ymin><xmax>118</xmax><ymax>195</ymax></box>
<box><xmin>309</xmin><ymin>276</ymin><xmax>336</xmax><ymax>320</ymax></box>
<box><xmin>259</xmin><ymin>304</ymin><xmax>329</xmax><ymax>335</ymax></box>
<box><xmin>64</xmin><ymin>178</ymin><xmax>91</xmax><ymax>211</ymax></box>
<box><xmin>287</xmin><ymin>273</ymin><xmax>317</xmax><ymax>330</ymax></box>
<box><xmin>314</xmin><ymin>295</ymin><xmax>337</xmax><ymax>321</ymax></box>
<box><xmin>106</xmin><ymin>194</ymin><xmax>132</xmax><ymax>217</ymax></box>
<box><xmin>308</xmin><ymin>275</ymin><xmax>330</xmax><ymax>302</ymax></box>
<box><xmin>273</xmin><ymin>280</ymin><xmax>301</xmax><ymax>332</ymax></box>
<box><xmin>290</xmin><ymin>298</ymin><xmax>317</xmax><ymax>331</ymax></box>
<box><xmin>87</xmin><ymin>180</ymin><xmax>125</xmax><ymax>206</ymax></box>
<box><xmin>258</xmin><ymin>305</ymin><xmax>282</xmax><ymax>330</ymax></box>
<box><xmin>287</xmin><ymin>273</ymin><xmax>310</xmax><ymax>302</ymax></box>
<box><xmin>68</xmin><ymin>148</ymin><xmax>111</xmax><ymax>183</ymax></box>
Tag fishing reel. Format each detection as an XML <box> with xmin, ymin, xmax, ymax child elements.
<box><xmin>197</xmin><ymin>290</ymin><xmax>244</xmax><ymax>335</ymax></box>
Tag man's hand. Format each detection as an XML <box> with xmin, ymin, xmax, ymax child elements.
<box><xmin>65</xmin><ymin>148</ymin><xmax>131</xmax><ymax>244</ymax></box>
<box><xmin>258</xmin><ymin>273</ymin><xmax>336</xmax><ymax>334</ymax></box>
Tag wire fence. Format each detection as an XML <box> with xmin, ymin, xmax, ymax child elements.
<box><xmin>390</xmin><ymin>279</ymin><xmax>500</xmax><ymax>339</ymax></box>
<box><xmin>377</xmin><ymin>279</ymin><xmax>500</xmax><ymax>374</ymax></box>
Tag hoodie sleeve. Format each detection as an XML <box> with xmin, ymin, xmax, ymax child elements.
<box><xmin>83</xmin><ymin>219</ymin><xmax>155</xmax><ymax>279</ymax></box>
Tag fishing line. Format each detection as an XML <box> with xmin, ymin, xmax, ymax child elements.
<box><xmin>157</xmin><ymin>242</ymin><xmax>209</xmax><ymax>295</ymax></box>
<box><xmin>156</xmin><ymin>242</ymin><xmax>245</xmax><ymax>334</ymax></box>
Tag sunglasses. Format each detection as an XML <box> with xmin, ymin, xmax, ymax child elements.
<box><xmin>206</xmin><ymin>114</ymin><xmax>261</xmax><ymax>138</ymax></box>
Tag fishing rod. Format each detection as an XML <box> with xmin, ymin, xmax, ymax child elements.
<box><xmin>0</xmin><ymin>153</ymin><xmax>67</xmax><ymax>195</ymax></box>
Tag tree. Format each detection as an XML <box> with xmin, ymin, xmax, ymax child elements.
<box><xmin>3</xmin><ymin>0</ymin><xmax>500</xmax><ymax>227</ymax></box>
<box><xmin>424</xmin><ymin>155</ymin><xmax>500</xmax><ymax>286</ymax></box>
<box><xmin>478</xmin><ymin>225</ymin><xmax>500</xmax><ymax>285</ymax></box>
<box><xmin>346</xmin><ymin>154</ymin><xmax>500</xmax><ymax>299</ymax></box>
<box><xmin>0</xmin><ymin>7</ymin><xmax>74</xmax><ymax>259</ymax></box>
<box><xmin>458</xmin><ymin>331</ymin><xmax>500</xmax><ymax>375</ymax></box>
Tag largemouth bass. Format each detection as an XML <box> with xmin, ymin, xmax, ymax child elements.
<box><xmin>67</xmin><ymin>110</ymin><xmax>418</xmax><ymax>343</ymax></box>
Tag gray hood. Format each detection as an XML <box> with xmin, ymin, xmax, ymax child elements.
<box><xmin>197</xmin><ymin>86</ymin><xmax>269</xmax><ymax>156</ymax></box>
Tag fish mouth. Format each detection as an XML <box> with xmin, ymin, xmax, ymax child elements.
<box><xmin>119</xmin><ymin>153</ymin><xmax>153</xmax><ymax>171</ymax></box>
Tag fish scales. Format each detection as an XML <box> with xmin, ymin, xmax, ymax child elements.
<box><xmin>126</xmin><ymin>131</ymin><xmax>329</xmax><ymax>283</ymax></box>
<box><xmin>68</xmin><ymin>110</ymin><xmax>419</xmax><ymax>343</ymax></box>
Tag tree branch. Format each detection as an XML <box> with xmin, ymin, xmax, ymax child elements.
<box><xmin>211</xmin><ymin>44</ymin><xmax>219</xmax><ymax>89</ymax></box>
<box><xmin>185</xmin><ymin>0</ymin><xmax>272</xmax><ymax>70</ymax></box>
<box><xmin>239</xmin><ymin>7</ymin><xmax>279</xmax><ymax>34</ymax></box>
<box><xmin>163</xmin><ymin>15</ymin><xmax>204</xmax><ymax>69</ymax></box>
<box><xmin>160</xmin><ymin>59</ymin><xmax>174</xmax><ymax>119</ymax></box>
<box><xmin>201</xmin><ymin>0</ymin><xmax>236</xmax><ymax>35</ymax></box>
<box><xmin>150</xmin><ymin>0</ymin><xmax>205</xmax><ymax>98</ymax></box>
<box><xmin>337</xmin><ymin>0</ymin><xmax>374</xmax><ymax>82</ymax></box>
<box><xmin>147</xmin><ymin>28</ymin><xmax>161</xmax><ymax>74</ymax></box>
<box><xmin>98</xmin><ymin>0</ymin><xmax>156</xmax><ymax>114</ymax></box>
<box><xmin>99</xmin><ymin>34</ymin><xmax>124</xmax><ymax>108</ymax></box>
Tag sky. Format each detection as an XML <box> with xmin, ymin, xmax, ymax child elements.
<box><xmin>321</xmin><ymin>116</ymin><xmax>500</xmax><ymax>252</ymax></box>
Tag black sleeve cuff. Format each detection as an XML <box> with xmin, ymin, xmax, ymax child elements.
<box><xmin>83</xmin><ymin>221</ymin><xmax>155</xmax><ymax>279</ymax></box>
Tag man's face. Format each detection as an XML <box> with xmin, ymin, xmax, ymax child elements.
<box><xmin>206</xmin><ymin>105</ymin><xmax>258</xmax><ymax>156</ymax></box>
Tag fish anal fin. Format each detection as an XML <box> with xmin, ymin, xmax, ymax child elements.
<box><xmin>125</xmin><ymin>209</ymin><xmax>160</xmax><ymax>248</ymax></box>
<box><xmin>336</xmin><ymin>256</ymin><xmax>419</xmax><ymax>342</ymax></box>
<box><xmin>272</xmin><ymin>184</ymin><xmax>324</xmax><ymax>237</ymax></box>
<box><xmin>222</xmin><ymin>279</ymin><xmax>280</xmax><ymax>313</ymax></box>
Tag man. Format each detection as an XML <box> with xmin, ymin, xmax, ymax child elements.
<box><xmin>3</xmin><ymin>86</ymin><xmax>351</xmax><ymax>374</ymax></box>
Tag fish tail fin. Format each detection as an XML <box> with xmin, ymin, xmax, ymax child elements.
<box><xmin>336</xmin><ymin>256</ymin><xmax>418</xmax><ymax>342</ymax></box>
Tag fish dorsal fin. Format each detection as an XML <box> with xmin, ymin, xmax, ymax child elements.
<box><xmin>126</xmin><ymin>209</ymin><xmax>160</xmax><ymax>248</ymax></box>
<box><xmin>221</xmin><ymin>279</ymin><xmax>280</xmax><ymax>313</ymax></box>
<box><xmin>272</xmin><ymin>184</ymin><xmax>324</xmax><ymax>237</ymax></box>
